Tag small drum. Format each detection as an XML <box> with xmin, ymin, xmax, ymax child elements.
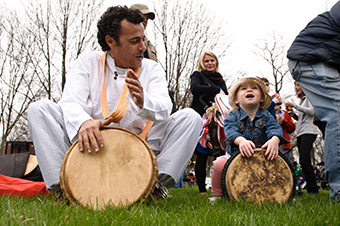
<box><xmin>221</xmin><ymin>148</ymin><xmax>295</xmax><ymax>203</ymax></box>
<box><xmin>60</xmin><ymin>126</ymin><xmax>158</xmax><ymax>210</ymax></box>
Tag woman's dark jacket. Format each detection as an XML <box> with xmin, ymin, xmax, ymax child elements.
<box><xmin>190</xmin><ymin>70</ymin><xmax>228</xmax><ymax>116</ymax></box>
<box><xmin>287</xmin><ymin>1</ymin><xmax>340</xmax><ymax>69</ymax></box>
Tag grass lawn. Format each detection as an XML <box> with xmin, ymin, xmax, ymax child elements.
<box><xmin>0</xmin><ymin>186</ymin><xmax>339</xmax><ymax>226</ymax></box>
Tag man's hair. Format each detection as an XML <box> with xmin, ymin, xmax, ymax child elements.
<box><xmin>97</xmin><ymin>6</ymin><xmax>144</xmax><ymax>51</ymax></box>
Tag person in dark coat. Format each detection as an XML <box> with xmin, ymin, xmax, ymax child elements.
<box><xmin>190</xmin><ymin>50</ymin><xmax>228</xmax><ymax>194</ymax></box>
<box><xmin>190</xmin><ymin>50</ymin><xmax>228</xmax><ymax>116</ymax></box>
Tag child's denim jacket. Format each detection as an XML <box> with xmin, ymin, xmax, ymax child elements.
<box><xmin>224</xmin><ymin>108</ymin><xmax>286</xmax><ymax>154</ymax></box>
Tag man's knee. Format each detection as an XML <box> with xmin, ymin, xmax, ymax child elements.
<box><xmin>28</xmin><ymin>100</ymin><xmax>61</xmax><ymax>128</ymax></box>
<box><xmin>28</xmin><ymin>99</ymin><xmax>53</xmax><ymax>118</ymax></box>
<box><xmin>175</xmin><ymin>108</ymin><xmax>202</xmax><ymax>126</ymax></box>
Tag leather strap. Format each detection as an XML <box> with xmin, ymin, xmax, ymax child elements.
<box><xmin>139</xmin><ymin>120</ymin><xmax>154</xmax><ymax>140</ymax></box>
<box><xmin>100</xmin><ymin>52</ymin><xmax>153</xmax><ymax>139</ymax></box>
<box><xmin>101</xmin><ymin>52</ymin><xmax>139</xmax><ymax>122</ymax></box>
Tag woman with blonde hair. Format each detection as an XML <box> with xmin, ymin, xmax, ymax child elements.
<box><xmin>190</xmin><ymin>50</ymin><xmax>227</xmax><ymax>115</ymax></box>
<box><xmin>190</xmin><ymin>50</ymin><xmax>228</xmax><ymax>194</ymax></box>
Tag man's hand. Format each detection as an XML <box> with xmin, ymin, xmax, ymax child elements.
<box><xmin>126</xmin><ymin>69</ymin><xmax>144</xmax><ymax>108</ymax></box>
<box><xmin>78</xmin><ymin>117</ymin><xmax>113</xmax><ymax>153</ymax></box>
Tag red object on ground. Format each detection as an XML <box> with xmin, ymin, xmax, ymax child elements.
<box><xmin>0</xmin><ymin>174</ymin><xmax>49</xmax><ymax>197</ymax></box>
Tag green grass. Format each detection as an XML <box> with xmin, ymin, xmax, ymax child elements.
<box><xmin>0</xmin><ymin>186</ymin><xmax>339</xmax><ymax>226</ymax></box>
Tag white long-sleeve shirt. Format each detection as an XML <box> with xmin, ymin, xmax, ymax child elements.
<box><xmin>59</xmin><ymin>51</ymin><xmax>172</xmax><ymax>142</ymax></box>
<box><xmin>294</xmin><ymin>96</ymin><xmax>319</xmax><ymax>137</ymax></box>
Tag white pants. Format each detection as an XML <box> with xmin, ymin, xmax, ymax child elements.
<box><xmin>28</xmin><ymin>99</ymin><xmax>202</xmax><ymax>193</ymax></box>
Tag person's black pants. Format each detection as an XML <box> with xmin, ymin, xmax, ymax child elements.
<box><xmin>194</xmin><ymin>151</ymin><xmax>209</xmax><ymax>193</ymax></box>
<box><xmin>297</xmin><ymin>134</ymin><xmax>319</xmax><ymax>193</ymax></box>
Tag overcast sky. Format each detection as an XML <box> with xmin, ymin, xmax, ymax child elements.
<box><xmin>105</xmin><ymin>0</ymin><xmax>338</xmax><ymax>68</ymax></box>
<box><xmin>212</xmin><ymin>0</ymin><xmax>338</xmax><ymax>74</ymax></box>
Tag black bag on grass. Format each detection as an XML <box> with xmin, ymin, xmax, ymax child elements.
<box><xmin>0</xmin><ymin>153</ymin><xmax>43</xmax><ymax>182</ymax></box>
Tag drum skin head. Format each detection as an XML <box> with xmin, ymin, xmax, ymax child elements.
<box><xmin>60</xmin><ymin>127</ymin><xmax>158</xmax><ymax>210</ymax></box>
<box><xmin>221</xmin><ymin>148</ymin><xmax>295</xmax><ymax>203</ymax></box>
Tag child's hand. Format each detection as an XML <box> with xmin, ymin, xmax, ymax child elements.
<box><xmin>261</xmin><ymin>136</ymin><xmax>280</xmax><ymax>160</ymax></box>
<box><xmin>235</xmin><ymin>137</ymin><xmax>256</xmax><ymax>158</ymax></box>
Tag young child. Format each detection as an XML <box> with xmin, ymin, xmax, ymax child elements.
<box><xmin>257</xmin><ymin>77</ymin><xmax>281</xmax><ymax>118</ymax></box>
<box><xmin>273</xmin><ymin>93</ymin><xmax>295</xmax><ymax>161</ymax></box>
<box><xmin>209</xmin><ymin>77</ymin><xmax>287</xmax><ymax>202</ymax></box>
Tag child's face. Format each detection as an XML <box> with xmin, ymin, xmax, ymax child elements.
<box><xmin>274</xmin><ymin>103</ymin><xmax>281</xmax><ymax>112</ymax></box>
<box><xmin>235</xmin><ymin>82</ymin><xmax>263</xmax><ymax>109</ymax></box>
<box><xmin>264</xmin><ymin>81</ymin><xmax>270</xmax><ymax>93</ymax></box>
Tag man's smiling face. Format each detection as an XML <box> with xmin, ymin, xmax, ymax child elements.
<box><xmin>109</xmin><ymin>19</ymin><xmax>146</xmax><ymax>69</ymax></box>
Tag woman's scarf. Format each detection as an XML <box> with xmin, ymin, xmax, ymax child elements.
<box><xmin>201</xmin><ymin>70</ymin><xmax>225</xmax><ymax>87</ymax></box>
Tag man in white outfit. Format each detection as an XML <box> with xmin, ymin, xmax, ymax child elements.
<box><xmin>28</xmin><ymin>6</ymin><xmax>202</xmax><ymax>198</ymax></box>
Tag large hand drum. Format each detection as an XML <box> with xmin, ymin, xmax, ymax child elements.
<box><xmin>60</xmin><ymin>126</ymin><xmax>158</xmax><ymax>210</ymax></box>
<box><xmin>221</xmin><ymin>148</ymin><xmax>295</xmax><ymax>203</ymax></box>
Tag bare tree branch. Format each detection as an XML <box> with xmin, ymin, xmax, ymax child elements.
<box><xmin>0</xmin><ymin>0</ymin><xmax>104</xmax><ymax>144</ymax></box>
<box><xmin>254</xmin><ymin>31</ymin><xmax>289</xmax><ymax>93</ymax></box>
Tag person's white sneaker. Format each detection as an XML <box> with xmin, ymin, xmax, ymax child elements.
<box><xmin>209</xmin><ymin>196</ymin><xmax>221</xmax><ymax>204</ymax></box>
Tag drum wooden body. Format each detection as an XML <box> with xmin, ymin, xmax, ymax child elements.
<box><xmin>221</xmin><ymin>148</ymin><xmax>295</xmax><ymax>203</ymax></box>
<box><xmin>60</xmin><ymin>126</ymin><xmax>158</xmax><ymax>210</ymax></box>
